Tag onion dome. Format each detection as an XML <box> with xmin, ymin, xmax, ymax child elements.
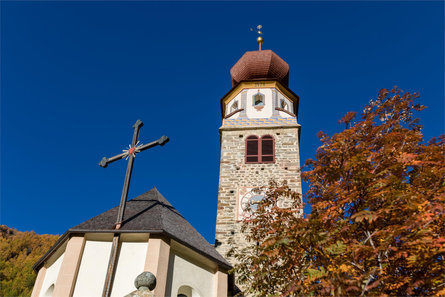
<box><xmin>230</xmin><ymin>49</ymin><xmax>289</xmax><ymax>87</ymax></box>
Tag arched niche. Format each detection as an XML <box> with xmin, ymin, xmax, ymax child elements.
<box><xmin>177</xmin><ymin>285</ymin><xmax>201</xmax><ymax>297</ymax></box>
<box><xmin>43</xmin><ymin>284</ymin><xmax>55</xmax><ymax>297</ymax></box>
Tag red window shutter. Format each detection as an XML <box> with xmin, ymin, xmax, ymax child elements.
<box><xmin>261</xmin><ymin>135</ymin><xmax>274</xmax><ymax>163</ymax></box>
<box><xmin>246</xmin><ymin>136</ymin><xmax>259</xmax><ymax>163</ymax></box>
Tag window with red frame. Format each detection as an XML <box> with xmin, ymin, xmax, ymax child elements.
<box><xmin>245</xmin><ymin>135</ymin><xmax>275</xmax><ymax>163</ymax></box>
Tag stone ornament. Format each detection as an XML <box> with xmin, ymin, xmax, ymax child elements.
<box><xmin>135</xmin><ymin>271</ymin><xmax>156</xmax><ymax>291</ymax></box>
<box><xmin>124</xmin><ymin>271</ymin><xmax>157</xmax><ymax>297</ymax></box>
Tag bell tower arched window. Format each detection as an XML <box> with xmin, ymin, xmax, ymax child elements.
<box><xmin>261</xmin><ymin>135</ymin><xmax>274</xmax><ymax>162</ymax></box>
<box><xmin>246</xmin><ymin>136</ymin><xmax>259</xmax><ymax>163</ymax></box>
<box><xmin>245</xmin><ymin>135</ymin><xmax>275</xmax><ymax>163</ymax></box>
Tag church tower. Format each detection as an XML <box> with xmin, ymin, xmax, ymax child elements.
<box><xmin>215</xmin><ymin>37</ymin><xmax>302</xmax><ymax>262</ymax></box>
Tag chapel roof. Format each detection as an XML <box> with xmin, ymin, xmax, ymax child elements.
<box><xmin>34</xmin><ymin>188</ymin><xmax>231</xmax><ymax>271</ymax></box>
<box><xmin>230</xmin><ymin>49</ymin><xmax>289</xmax><ymax>87</ymax></box>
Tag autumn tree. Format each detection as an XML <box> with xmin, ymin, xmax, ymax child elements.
<box><xmin>229</xmin><ymin>88</ymin><xmax>445</xmax><ymax>296</ymax></box>
<box><xmin>0</xmin><ymin>225</ymin><xmax>59</xmax><ymax>297</ymax></box>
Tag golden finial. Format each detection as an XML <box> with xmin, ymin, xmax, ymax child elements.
<box><xmin>251</xmin><ymin>25</ymin><xmax>264</xmax><ymax>51</ymax></box>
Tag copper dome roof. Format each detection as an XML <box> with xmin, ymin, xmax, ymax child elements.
<box><xmin>230</xmin><ymin>50</ymin><xmax>289</xmax><ymax>87</ymax></box>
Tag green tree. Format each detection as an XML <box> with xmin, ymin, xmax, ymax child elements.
<box><xmin>229</xmin><ymin>88</ymin><xmax>445</xmax><ymax>296</ymax></box>
<box><xmin>0</xmin><ymin>225</ymin><xmax>59</xmax><ymax>297</ymax></box>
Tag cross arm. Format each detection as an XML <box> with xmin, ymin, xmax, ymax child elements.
<box><xmin>99</xmin><ymin>153</ymin><xmax>126</xmax><ymax>168</ymax></box>
<box><xmin>139</xmin><ymin>135</ymin><xmax>170</xmax><ymax>151</ymax></box>
<box><xmin>99</xmin><ymin>135</ymin><xmax>169</xmax><ymax>168</ymax></box>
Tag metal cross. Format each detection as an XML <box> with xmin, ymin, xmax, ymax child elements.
<box><xmin>99</xmin><ymin>119</ymin><xmax>169</xmax><ymax>297</ymax></box>
<box><xmin>99</xmin><ymin>119</ymin><xmax>169</xmax><ymax>230</ymax></box>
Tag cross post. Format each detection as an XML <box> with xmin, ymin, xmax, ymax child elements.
<box><xmin>99</xmin><ymin>119</ymin><xmax>169</xmax><ymax>297</ymax></box>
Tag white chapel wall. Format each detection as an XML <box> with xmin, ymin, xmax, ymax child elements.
<box><xmin>165</xmin><ymin>252</ymin><xmax>214</xmax><ymax>297</ymax></box>
<box><xmin>38</xmin><ymin>252</ymin><xmax>65</xmax><ymax>297</ymax></box>
<box><xmin>110</xmin><ymin>241</ymin><xmax>148</xmax><ymax>297</ymax></box>
<box><xmin>72</xmin><ymin>239</ymin><xmax>112</xmax><ymax>297</ymax></box>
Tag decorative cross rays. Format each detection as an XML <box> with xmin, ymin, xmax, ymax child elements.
<box><xmin>99</xmin><ymin>119</ymin><xmax>169</xmax><ymax>297</ymax></box>
<box><xmin>122</xmin><ymin>142</ymin><xmax>142</xmax><ymax>160</ymax></box>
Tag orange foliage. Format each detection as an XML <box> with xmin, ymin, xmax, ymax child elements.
<box><xmin>229</xmin><ymin>88</ymin><xmax>445</xmax><ymax>296</ymax></box>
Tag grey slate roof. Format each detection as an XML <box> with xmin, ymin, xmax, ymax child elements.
<box><xmin>34</xmin><ymin>188</ymin><xmax>231</xmax><ymax>271</ymax></box>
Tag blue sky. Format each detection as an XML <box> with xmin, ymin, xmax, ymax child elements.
<box><xmin>1</xmin><ymin>1</ymin><xmax>443</xmax><ymax>244</ymax></box>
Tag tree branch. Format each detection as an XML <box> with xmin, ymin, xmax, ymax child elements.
<box><xmin>360</xmin><ymin>268</ymin><xmax>377</xmax><ymax>297</ymax></box>
<box><xmin>366</xmin><ymin>230</ymin><xmax>383</xmax><ymax>272</ymax></box>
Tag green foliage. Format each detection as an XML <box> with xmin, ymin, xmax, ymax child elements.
<box><xmin>230</xmin><ymin>88</ymin><xmax>445</xmax><ymax>296</ymax></box>
<box><xmin>0</xmin><ymin>225</ymin><xmax>59</xmax><ymax>297</ymax></box>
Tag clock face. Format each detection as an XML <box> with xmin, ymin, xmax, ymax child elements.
<box><xmin>238</xmin><ymin>188</ymin><xmax>265</xmax><ymax>220</ymax></box>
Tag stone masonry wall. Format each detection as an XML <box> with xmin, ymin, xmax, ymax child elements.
<box><xmin>215</xmin><ymin>125</ymin><xmax>302</xmax><ymax>263</ymax></box>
